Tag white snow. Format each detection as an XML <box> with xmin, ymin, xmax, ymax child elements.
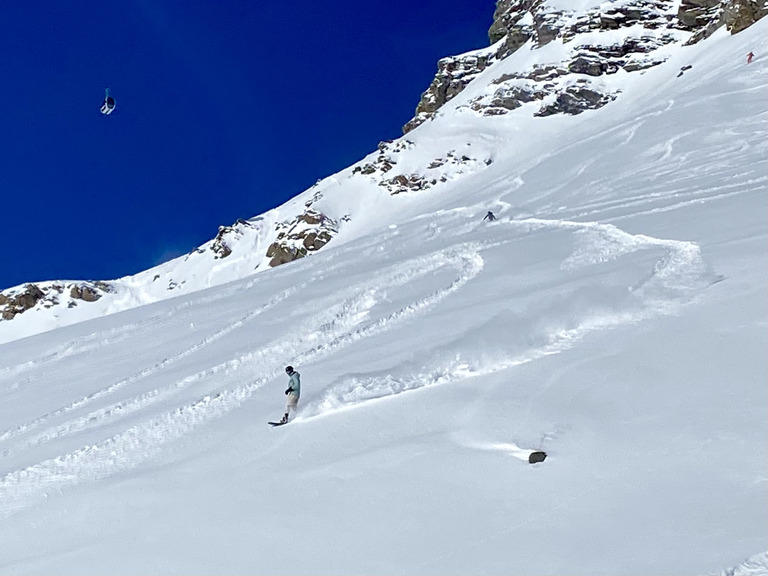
<box><xmin>0</xmin><ymin>15</ymin><xmax>766</xmax><ymax>576</ymax></box>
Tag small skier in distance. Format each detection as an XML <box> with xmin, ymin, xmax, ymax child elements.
<box><xmin>483</xmin><ymin>210</ymin><xmax>497</xmax><ymax>222</ymax></box>
<box><xmin>280</xmin><ymin>366</ymin><xmax>301</xmax><ymax>424</ymax></box>
<box><xmin>747</xmin><ymin>51</ymin><xmax>754</xmax><ymax>64</ymax></box>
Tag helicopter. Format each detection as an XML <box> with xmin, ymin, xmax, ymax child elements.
<box><xmin>100</xmin><ymin>88</ymin><xmax>116</xmax><ymax>115</ymax></box>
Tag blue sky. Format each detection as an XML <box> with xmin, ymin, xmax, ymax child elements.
<box><xmin>0</xmin><ymin>1</ymin><xmax>492</xmax><ymax>289</ymax></box>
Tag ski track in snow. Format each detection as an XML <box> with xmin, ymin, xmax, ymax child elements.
<box><xmin>0</xmin><ymin>267</ymin><xmax>292</xmax><ymax>382</ymax></box>
<box><xmin>299</xmin><ymin>216</ymin><xmax>715</xmax><ymax>419</ymax></box>
<box><xmin>0</xmin><ymin>213</ymin><xmax>717</xmax><ymax>515</ymax></box>
<box><xmin>0</xmin><ymin>243</ymin><xmax>486</xmax><ymax>513</ymax></box>
<box><xmin>0</xmin><ymin>283</ymin><xmax>305</xmax><ymax>447</ymax></box>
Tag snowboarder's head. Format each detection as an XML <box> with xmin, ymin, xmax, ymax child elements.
<box><xmin>285</xmin><ymin>366</ymin><xmax>294</xmax><ymax>375</ymax></box>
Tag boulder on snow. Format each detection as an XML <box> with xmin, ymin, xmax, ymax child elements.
<box><xmin>528</xmin><ymin>451</ymin><xmax>547</xmax><ymax>464</ymax></box>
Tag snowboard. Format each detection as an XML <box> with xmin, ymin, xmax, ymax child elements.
<box><xmin>268</xmin><ymin>421</ymin><xmax>288</xmax><ymax>427</ymax></box>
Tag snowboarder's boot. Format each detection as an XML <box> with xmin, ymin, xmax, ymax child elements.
<box><xmin>280</xmin><ymin>413</ymin><xmax>289</xmax><ymax>424</ymax></box>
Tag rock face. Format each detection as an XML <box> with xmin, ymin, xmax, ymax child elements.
<box><xmin>403</xmin><ymin>0</ymin><xmax>766</xmax><ymax>131</ymax></box>
<box><xmin>723</xmin><ymin>0</ymin><xmax>768</xmax><ymax>33</ymax></box>
<box><xmin>1</xmin><ymin>281</ymin><xmax>113</xmax><ymax>320</ymax></box>
<box><xmin>266</xmin><ymin>209</ymin><xmax>339</xmax><ymax>268</ymax></box>
<box><xmin>0</xmin><ymin>284</ymin><xmax>46</xmax><ymax>320</ymax></box>
<box><xmin>403</xmin><ymin>52</ymin><xmax>494</xmax><ymax>133</ymax></box>
<box><xmin>679</xmin><ymin>0</ymin><xmax>767</xmax><ymax>43</ymax></box>
<box><xmin>211</xmin><ymin>219</ymin><xmax>255</xmax><ymax>259</ymax></box>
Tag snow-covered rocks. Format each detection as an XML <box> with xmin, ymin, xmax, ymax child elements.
<box><xmin>402</xmin><ymin>51</ymin><xmax>494</xmax><ymax>134</ymax></box>
<box><xmin>352</xmin><ymin>140</ymin><xmax>490</xmax><ymax>195</ymax></box>
<box><xmin>210</xmin><ymin>219</ymin><xmax>256</xmax><ymax>259</ymax></box>
<box><xmin>265</xmin><ymin>209</ymin><xmax>338</xmax><ymax>267</ymax></box>
<box><xmin>404</xmin><ymin>0</ymin><xmax>763</xmax><ymax>127</ymax></box>
<box><xmin>0</xmin><ymin>281</ymin><xmax>113</xmax><ymax>320</ymax></box>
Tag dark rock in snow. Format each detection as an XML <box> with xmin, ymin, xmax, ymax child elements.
<box><xmin>529</xmin><ymin>451</ymin><xmax>547</xmax><ymax>464</ymax></box>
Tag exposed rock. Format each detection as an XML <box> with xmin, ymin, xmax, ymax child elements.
<box><xmin>70</xmin><ymin>284</ymin><xmax>103</xmax><ymax>302</ymax></box>
<box><xmin>266</xmin><ymin>209</ymin><xmax>338</xmax><ymax>268</ymax></box>
<box><xmin>469</xmin><ymin>81</ymin><xmax>546</xmax><ymax>116</ymax></box>
<box><xmin>404</xmin><ymin>0</ymin><xmax>765</xmax><ymax>129</ymax></box>
<box><xmin>533</xmin><ymin>8</ymin><xmax>567</xmax><ymax>46</ymax></box>
<box><xmin>529</xmin><ymin>451</ymin><xmax>547</xmax><ymax>464</ymax></box>
<box><xmin>1</xmin><ymin>284</ymin><xmax>46</xmax><ymax>320</ymax></box>
<box><xmin>403</xmin><ymin>51</ymin><xmax>494</xmax><ymax>133</ymax></box>
<box><xmin>381</xmin><ymin>174</ymin><xmax>437</xmax><ymax>195</ymax></box>
<box><xmin>0</xmin><ymin>280</ymin><xmax>113</xmax><ymax>321</ymax></box>
<box><xmin>681</xmin><ymin>0</ymin><xmax>767</xmax><ymax>43</ymax></box>
<box><xmin>211</xmin><ymin>219</ymin><xmax>254</xmax><ymax>259</ymax></box>
<box><xmin>490</xmin><ymin>0</ymin><xmax>540</xmax><ymax>58</ymax></box>
<box><xmin>535</xmin><ymin>83</ymin><xmax>618</xmax><ymax>116</ymax></box>
<box><xmin>355</xmin><ymin>145</ymin><xmax>483</xmax><ymax>195</ymax></box>
<box><xmin>723</xmin><ymin>0</ymin><xmax>768</xmax><ymax>33</ymax></box>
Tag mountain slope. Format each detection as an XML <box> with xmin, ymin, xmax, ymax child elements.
<box><xmin>2</xmin><ymin>0</ymin><xmax>765</xmax><ymax>347</ymax></box>
<box><xmin>0</xmin><ymin>6</ymin><xmax>765</xmax><ymax>576</ymax></box>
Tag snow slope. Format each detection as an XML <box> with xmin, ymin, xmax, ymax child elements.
<box><xmin>0</xmin><ymin>17</ymin><xmax>765</xmax><ymax>576</ymax></box>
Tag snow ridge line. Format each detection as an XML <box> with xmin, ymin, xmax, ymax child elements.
<box><xmin>0</xmin><ymin>283</ymin><xmax>305</xmax><ymax>446</ymax></box>
<box><xmin>0</xmin><ymin>245</ymin><xmax>485</xmax><ymax>512</ymax></box>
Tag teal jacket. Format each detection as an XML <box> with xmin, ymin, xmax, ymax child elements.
<box><xmin>286</xmin><ymin>371</ymin><xmax>301</xmax><ymax>397</ymax></box>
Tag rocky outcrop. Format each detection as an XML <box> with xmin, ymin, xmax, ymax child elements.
<box><xmin>1</xmin><ymin>284</ymin><xmax>46</xmax><ymax>320</ymax></box>
<box><xmin>211</xmin><ymin>219</ymin><xmax>255</xmax><ymax>259</ymax></box>
<box><xmin>353</xmin><ymin>141</ymin><xmax>490</xmax><ymax>195</ymax></box>
<box><xmin>535</xmin><ymin>82</ymin><xmax>617</xmax><ymax>116</ymax></box>
<box><xmin>0</xmin><ymin>281</ymin><xmax>113</xmax><ymax>320</ymax></box>
<box><xmin>70</xmin><ymin>283</ymin><xmax>110</xmax><ymax>302</ymax></box>
<box><xmin>403</xmin><ymin>0</ymin><xmax>766</xmax><ymax>129</ymax></box>
<box><xmin>681</xmin><ymin>0</ymin><xmax>768</xmax><ymax>43</ymax></box>
<box><xmin>266</xmin><ymin>209</ymin><xmax>338</xmax><ymax>268</ymax></box>
<box><xmin>403</xmin><ymin>51</ymin><xmax>494</xmax><ymax>133</ymax></box>
<box><xmin>353</xmin><ymin>139</ymin><xmax>414</xmax><ymax>177</ymax></box>
<box><xmin>723</xmin><ymin>0</ymin><xmax>768</xmax><ymax>33</ymax></box>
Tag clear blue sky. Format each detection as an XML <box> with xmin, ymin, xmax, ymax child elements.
<box><xmin>0</xmin><ymin>1</ymin><xmax>492</xmax><ymax>289</ymax></box>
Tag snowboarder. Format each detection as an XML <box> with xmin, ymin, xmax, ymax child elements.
<box><xmin>100</xmin><ymin>88</ymin><xmax>116</xmax><ymax>116</ymax></box>
<box><xmin>280</xmin><ymin>365</ymin><xmax>301</xmax><ymax>424</ymax></box>
<box><xmin>747</xmin><ymin>51</ymin><xmax>754</xmax><ymax>64</ymax></box>
<box><xmin>482</xmin><ymin>211</ymin><xmax>497</xmax><ymax>222</ymax></box>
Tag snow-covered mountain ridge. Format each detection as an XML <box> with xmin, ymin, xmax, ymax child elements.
<box><xmin>0</xmin><ymin>4</ymin><xmax>765</xmax><ymax>573</ymax></box>
<box><xmin>0</xmin><ymin>0</ymin><xmax>764</xmax><ymax>345</ymax></box>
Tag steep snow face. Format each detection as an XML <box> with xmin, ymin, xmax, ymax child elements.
<box><xmin>0</xmin><ymin>17</ymin><xmax>765</xmax><ymax>576</ymax></box>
